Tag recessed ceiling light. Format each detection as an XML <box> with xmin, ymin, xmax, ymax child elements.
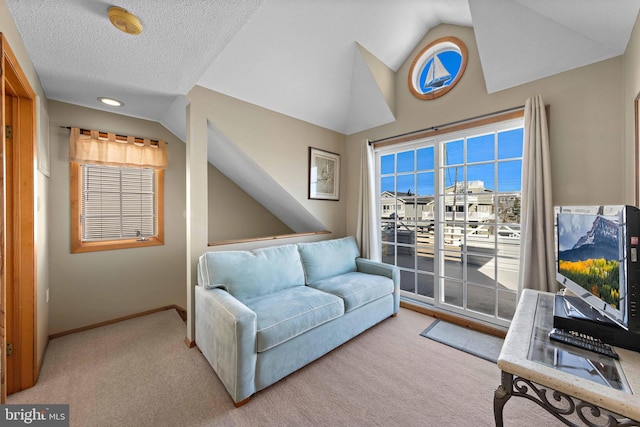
<box><xmin>98</xmin><ymin>97</ymin><xmax>124</xmax><ymax>107</ymax></box>
<box><xmin>108</xmin><ymin>6</ymin><xmax>142</xmax><ymax>35</ymax></box>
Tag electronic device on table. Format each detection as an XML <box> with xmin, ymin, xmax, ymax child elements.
<box><xmin>553</xmin><ymin>205</ymin><xmax>640</xmax><ymax>355</ymax></box>
<box><xmin>548</xmin><ymin>327</ymin><xmax>619</xmax><ymax>359</ymax></box>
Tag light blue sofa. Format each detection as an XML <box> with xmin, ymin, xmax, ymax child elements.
<box><xmin>195</xmin><ymin>236</ymin><xmax>400</xmax><ymax>406</ymax></box>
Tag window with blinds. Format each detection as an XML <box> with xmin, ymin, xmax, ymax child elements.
<box><xmin>81</xmin><ymin>164</ymin><xmax>157</xmax><ymax>241</ymax></box>
<box><xmin>69</xmin><ymin>127</ymin><xmax>166</xmax><ymax>253</ymax></box>
<box><xmin>71</xmin><ymin>162</ymin><xmax>164</xmax><ymax>253</ymax></box>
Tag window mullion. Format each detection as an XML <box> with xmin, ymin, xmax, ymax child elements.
<box><xmin>434</xmin><ymin>141</ymin><xmax>443</xmax><ymax>304</ymax></box>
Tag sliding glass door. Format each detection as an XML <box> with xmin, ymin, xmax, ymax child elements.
<box><xmin>376</xmin><ymin>118</ymin><xmax>524</xmax><ymax>327</ymax></box>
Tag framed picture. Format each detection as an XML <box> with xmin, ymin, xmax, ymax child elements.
<box><xmin>308</xmin><ymin>147</ymin><xmax>340</xmax><ymax>201</ymax></box>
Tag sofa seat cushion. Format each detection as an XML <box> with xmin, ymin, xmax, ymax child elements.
<box><xmin>243</xmin><ymin>286</ymin><xmax>344</xmax><ymax>352</ymax></box>
<box><xmin>308</xmin><ymin>272</ymin><xmax>394</xmax><ymax>312</ymax></box>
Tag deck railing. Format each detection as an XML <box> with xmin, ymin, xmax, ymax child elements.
<box><xmin>382</xmin><ymin>221</ymin><xmax>521</xmax><ymax>264</ymax></box>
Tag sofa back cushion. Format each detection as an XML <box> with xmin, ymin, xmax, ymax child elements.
<box><xmin>198</xmin><ymin>244</ymin><xmax>305</xmax><ymax>300</ymax></box>
<box><xmin>297</xmin><ymin>236</ymin><xmax>360</xmax><ymax>283</ymax></box>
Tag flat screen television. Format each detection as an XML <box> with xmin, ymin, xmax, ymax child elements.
<box><xmin>555</xmin><ymin>205</ymin><xmax>640</xmax><ymax>334</ymax></box>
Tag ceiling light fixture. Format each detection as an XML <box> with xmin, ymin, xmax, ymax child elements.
<box><xmin>98</xmin><ymin>97</ymin><xmax>124</xmax><ymax>107</ymax></box>
<box><xmin>108</xmin><ymin>6</ymin><xmax>142</xmax><ymax>35</ymax></box>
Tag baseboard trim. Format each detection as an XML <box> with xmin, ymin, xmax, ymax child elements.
<box><xmin>184</xmin><ymin>336</ymin><xmax>196</xmax><ymax>348</ymax></box>
<box><xmin>400</xmin><ymin>300</ymin><xmax>507</xmax><ymax>339</ymax></box>
<box><xmin>49</xmin><ymin>305</ymin><xmax>187</xmax><ymax>340</ymax></box>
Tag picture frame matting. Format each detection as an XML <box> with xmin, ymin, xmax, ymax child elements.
<box><xmin>308</xmin><ymin>147</ymin><xmax>340</xmax><ymax>201</ymax></box>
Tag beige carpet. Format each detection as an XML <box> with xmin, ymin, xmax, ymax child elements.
<box><xmin>8</xmin><ymin>308</ymin><xmax>564</xmax><ymax>426</ymax></box>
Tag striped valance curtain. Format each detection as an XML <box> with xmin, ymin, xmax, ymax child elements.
<box><xmin>69</xmin><ymin>127</ymin><xmax>168</xmax><ymax>169</ymax></box>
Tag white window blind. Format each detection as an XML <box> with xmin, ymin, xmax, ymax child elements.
<box><xmin>81</xmin><ymin>164</ymin><xmax>156</xmax><ymax>242</ymax></box>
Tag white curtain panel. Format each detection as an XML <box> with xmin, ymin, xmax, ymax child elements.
<box><xmin>519</xmin><ymin>95</ymin><xmax>558</xmax><ymax>293</ymax></box>
<box><xmin>356</xmin><ymin>139</ymin><xmax>381</xmax><ymax>261</ymax></box>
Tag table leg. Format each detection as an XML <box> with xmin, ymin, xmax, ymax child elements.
<box><xmin>494</xmin><ymin>371</ymin><xmax>513</xmax><ymax>427</ymax></box>
<box><xmin>495</xmin><ymin>372</ymin><xmax>640</xmax><ymax>426</ymax></box>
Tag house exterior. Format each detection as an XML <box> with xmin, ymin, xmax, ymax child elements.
<box><xmin>424</xmin><ymin>180</ymin><xmax>492</xmax><ymax>221</ymax></box>
<box><xmin>383</xmin><ymin>181</ymin><xmax>520</xmax><ymax>224</ymax></box>
<box><xmin>380</xmin><ymin>190</ymin><xmax>433</xmax><ymax>221</ymax></box>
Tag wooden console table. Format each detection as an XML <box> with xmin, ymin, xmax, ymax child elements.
<box><xmin>494</xmin><ymin>289</ymin><xmax>640</xmax><ymax>426</ymax></box>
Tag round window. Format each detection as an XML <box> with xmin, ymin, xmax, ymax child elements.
<box><xmin>408</xmin><ymin>36</ymin><xmax>467</xmax><ymax>100</ymax></box>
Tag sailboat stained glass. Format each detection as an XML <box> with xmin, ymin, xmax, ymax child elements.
<box><xmin>409</xmin><ymin>37</ymin><xmax>467</xmax><ymax>100</ymax></box>
<box><xmin>422</xmin><ymin>51</ymin><xmax>451</xmax><ymax>90</ymax></box>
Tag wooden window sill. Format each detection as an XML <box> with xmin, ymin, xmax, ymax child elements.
<box><xmin>208</xmin><ymin>230</ymin><xmax>331</xmax><ymax>247</ymax></box>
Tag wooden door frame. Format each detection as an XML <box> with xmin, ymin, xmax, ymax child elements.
<box><xmin>1</xmin><ymin>33</ymin><xmax>37</xmax><ymax>402</ymax></box>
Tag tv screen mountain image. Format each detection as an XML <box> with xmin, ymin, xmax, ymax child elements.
<box><xmin>557</xmin><ymin>212</ymin><xmax>621</xmax><ymax>310</ymax></box>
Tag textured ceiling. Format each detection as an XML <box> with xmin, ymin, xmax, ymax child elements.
<box><xmin>6</xmin><ymin>0</ymin><xmax>263</xmax><ymax>123</ymax></box>
<box><xmin>6</xmin><ymin>0</ymin><xmax>640</xmax><ymax>137</ymax></box>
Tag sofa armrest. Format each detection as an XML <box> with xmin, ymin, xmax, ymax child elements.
<box><xmin>195</xmin><ymin>286</ymin><xmax>257</xmax><ymax>404</ymax></box>
<box><xmin>355</xmin><ymin>258</ymin><xmax>401</xmax><ymax>313</ymax></box>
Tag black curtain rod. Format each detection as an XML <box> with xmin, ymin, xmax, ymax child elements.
<box><xmin>368</xmin><ymin>105</ymin><xmax>525</xmax><ymax>145</ymax></box>
<box><xmin>60</xmin><ymin>126</ymin><xmax>166</xmax><ymax>144</ymax></box>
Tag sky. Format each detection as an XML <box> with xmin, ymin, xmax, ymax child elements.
<box><xmin>380</xmin><ymin>127</ymin><xmax>524</xmax><ymax>196</ymax></box>
<box><xmin>557</xmin><ymin>213</ymin><xmax>598</xmax><ymax>251</ymax></box>
<box><xmin>557</xmin><ymin>211</ymin><xmax>621</xmax><ymax>251</ymax></box>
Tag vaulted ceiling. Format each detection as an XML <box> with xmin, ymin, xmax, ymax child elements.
<box><xmin>7</xmin><ymin>0</ymin><xmax>640</xmax><ymax>139</ymax></box>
